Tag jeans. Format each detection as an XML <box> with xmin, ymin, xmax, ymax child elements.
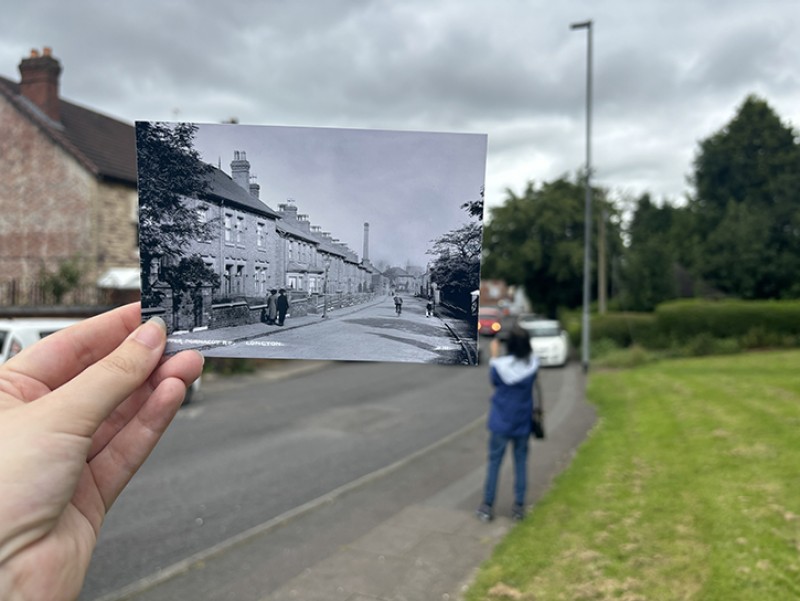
<box><xmin>482</xmin><ymin>431</ymin><xmax>529</xmax><ymax>507</ymax></box>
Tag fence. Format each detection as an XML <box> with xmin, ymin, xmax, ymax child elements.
<box><xmin>0</xmin><ymin>278</ymin><xmax>103</xmax><ymax>308</ymax></box>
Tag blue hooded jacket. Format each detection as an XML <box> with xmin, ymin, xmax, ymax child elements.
<box><xmin>487</xmin><ymin>354</ymin><xmax>539</xmax><ymax>437</ymax></box>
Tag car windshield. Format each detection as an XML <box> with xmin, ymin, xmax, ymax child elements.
<box><xmin>529</xmin><ymin>325</ymin><xmax>561</xmax><ymax>337</ymax></box>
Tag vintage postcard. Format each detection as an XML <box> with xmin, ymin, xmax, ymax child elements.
<box><xmin>136</xmin><ymin>122</ymin><xmax>486</xmax><ymax>365</ymax></box>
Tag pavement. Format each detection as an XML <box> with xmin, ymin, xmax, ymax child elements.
<box><xmin>96</xmin><ymin>358</ymin><xmax>596</xmax><ymax>601</ymax></box>
<box><xmin>165</xmin><ymin>294</ymin><xmax>478</xmax><ymax>364</ymax></box>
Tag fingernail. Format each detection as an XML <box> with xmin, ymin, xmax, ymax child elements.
<box><xmin>134</xmin><ymin>316</ymin><xmax>167</xmax><ymax>349</ymax></box>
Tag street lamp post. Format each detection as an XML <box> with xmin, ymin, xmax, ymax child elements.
<box><xmin>322</xmin><ymin>258</ymin><xmax>331</xmax><ymax>319</ymax></box>
<box><xmin>571</xmin><ymin>19</ymin><xmax>593</xmax><ymax>374</ymax></box>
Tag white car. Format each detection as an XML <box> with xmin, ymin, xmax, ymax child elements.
<box><xmin>0</xmin><ymin>318</ymin><xmax>83</xmax><ymax>364</ymax></box>
<box><xmin>0</xmin><ymin>318</ymin><xmax>201</xmax><ymax>403</ymax></box>
<box><xmin>519</xmin><ymin>319</ymin><xmax>569</xmax><ymax>367</ymax></box>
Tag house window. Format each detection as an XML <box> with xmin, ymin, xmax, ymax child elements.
<box><xmin>288</xmin><ymin>241</ymin><xmax>294</xmax><ymax>261</ymax></box>
<box><xmin>224</xmin><ymin>264</ymin><xmax>233</xmax><ymax>295</ymax></box>
<box><xmin>235</xmin><ymin>265</ymin><xmax>244</xmax><ymax>293</ymax></box>
<box><xmin>236</xmin><ymin>217</ymin><xmax>244</xmax><ymax>245</ymax></box>
<box><xmin>224</xmin><ymin>215</ymin><xmax>232</xmax><ymax>243</ymax></box>
<box><xmin>197</xmin><ymin>206</ymin><xmax>207</xmax><ymax>224</ymax></box>
<box><xmin>257</xmin><ymin>223</ymin><xmax>265</xmax><ymax>247</ymax></box>
<box><xmin>254</xmin><ymin>266</ymin><xmax>266</xmax><ymax>295</ymax></box>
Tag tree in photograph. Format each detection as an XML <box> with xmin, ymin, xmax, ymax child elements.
<box><xmin>160</xmin><ymin>256</ymin><xmax>221</xmax><ymax>323</ymax></box>
<box><xmin>461</xmin><ymin>186</ymin><xmax>485</xmax><ymax>220</ymax></box>
<box><xmin>136</xmin><ymin>122</ymin><xmax>217</xmax><ymax>303</ymax></box>
<box><xmin>482</xmin><ymin>176</ymin><xmax>620</xmax><ymax>318</ymax></box>
<box><xmin>427</xmin><ymin>191</ymin><xmax>483</xmax><ymax>311</ymax></box>
<box><xmin>689</xmin><ymin>95</ymin><xmax>800</xmax><ymax>298</ymax></box>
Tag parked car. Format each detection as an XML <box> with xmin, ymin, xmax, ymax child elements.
<box><xmin>516</xmin><ymin>312</ymin><xmax>546</xmax><ymax>327</ymax></box>
<box><xmin>478</xmin><ymin>307</ymin><xmax>503</xmax><ymax>336</ymax></box>
<box><xmin>0</xmin><ymin>318</ymin><xmax>201</xmax><ymax>403</ymax></box>
<box><xmin>518</xmin><ymin>319</ymin><xmax>569</xmax><ymax>367</ymax></box>
<box><xmin>0</xmin><ymin>319</ymin><xmax>83</xmax><ymax>364</ymax></box>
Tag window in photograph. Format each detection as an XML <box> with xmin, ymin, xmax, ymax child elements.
<box><xmin>224</xmin><ymin>264</ymin><xmax>233</xmax><ymax>295</ymax></box>
<box><xmin>236</xmin><ymin>217</ymin><xmax>244</xmax><ymax>245</ymax></box>
<box><xmin>235</xmin><ymin>265</ymin><xmax>244</xmax><ymax>293</ymax></box>
<box><xmin>224</xmin><ymin>215</ymin><xmax>232</xmax><ymax>243</ymax></box>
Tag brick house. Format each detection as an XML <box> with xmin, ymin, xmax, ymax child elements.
<box><xmin>0</xmin><ymin>48</ymin><xmax>140</xmax><ymax>309</ymax></box>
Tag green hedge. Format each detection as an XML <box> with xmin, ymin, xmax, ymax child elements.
<box><xmin>591</xmin><ymin>312</ymin><xmax>661</xmax><ymax>348</ymax></box>
<box><xmin>582</xmin><ymin>300</ymin><xmax>800</xmax><ymax>354</ymax></box>
<box><xmin>655</xmin><ymin>299</ymin><xmax>800</xmax><ymax>344</ymax></box>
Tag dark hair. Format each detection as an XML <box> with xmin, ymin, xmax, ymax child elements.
<box><xmin>279</xmin><ymin>288</ymin><xmax>286</xmax><ymax>293</ymax></box>
<box><xmin>505</xmin><ymin>325</ymin><xmax>531</xmax><ymax>360</ymax></box>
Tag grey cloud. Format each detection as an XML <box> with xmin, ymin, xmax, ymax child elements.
<box><xmin>2</xmin><ymin>0</ymin><xmax>799</xmax><ymax>210</ymax></box>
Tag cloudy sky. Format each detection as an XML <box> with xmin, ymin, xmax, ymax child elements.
<box><xmin>3</xmin><ymin>0</ymin><xmax>799</xmax><ymax>217</ymax></box>
<box><xmin>190</xmin><ymin>123</ymin><xmax>486</xmax><ymax>267</ymax></box>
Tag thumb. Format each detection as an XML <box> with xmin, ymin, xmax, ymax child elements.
<box><xmin>42</xmin><ymin>317</ymin><xmax>168</xmax><ymax>437</ymax></box>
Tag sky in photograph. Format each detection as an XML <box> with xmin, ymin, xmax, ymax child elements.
<box><xmin>190</xmin><ymin>123</ymin><xmax>487</xmax><ymax>268</ymax></box>
<box><xmin>2</xmin><ymin>0</ymin><xmax>799</xmax><ymax>217</ymax></box>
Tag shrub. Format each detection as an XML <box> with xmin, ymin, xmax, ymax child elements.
<box><xmin>681</xmin><ymin>334</ymin><xmax>741</xmax><ymax>357</ymax></box>
<box><xmin>591</xmin><ymin>312</ymin><xmax>661</xmax><ymax>348</ymax></box>
<box><xmin>591</xmin><ymin>337</ymin><xmax>621</xmax><ymax>359</ymax></box>
<box><xmin>593</xmin><ymin>343</ymin><xmax>653</xmax><ymax>369</ymax></box>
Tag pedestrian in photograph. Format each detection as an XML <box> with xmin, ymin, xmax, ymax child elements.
<box><xmin>476</xmin><ymin>326</ymin><xmax>540</xmax><ymax>522</ymax></box>
<box><xmin>393</xmin><ymin>293</ymin><xmax>403</xmax><ymax>315</ymax></box>
<box><xmin>266</xmin><ymin>289</ymin><xmax>278</xmax><ymax>325</ymax></box>
<box><xmin>426</xmin><ymin>298</ymin><xmax>434</xmax><ymax>317</ymax></box>
<box><xmin>277</xmin><ymin>289</ymin><xmax>290</xmax><ymax>326</ymax></box>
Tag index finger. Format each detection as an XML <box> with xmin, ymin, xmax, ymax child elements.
<box><xmin>2</xmin><ymin>303</ymin><xmax>144</xmax><ymax>392</ymax></box>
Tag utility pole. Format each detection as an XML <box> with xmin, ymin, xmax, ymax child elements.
<box><xmin>598</xmin><ymin>208</ymin><xmax>607</xmax><ymax>314</ymax></box>
<box><xmin>571</xmin><ymin>19</ymin><xmax>593</xmax><ymax>373</ymax></box>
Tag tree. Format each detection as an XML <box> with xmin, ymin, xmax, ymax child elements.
<box><xmin>482</xmin><ymin>176</ymin><xmax>620</xmax><ymax>317</ymax></box>
<box><xmin>38</xmin><ymin>256</ymin><xmax>83</xmax><ymax>304</ymax></box>
<box><xmin>461</xmin><ymin>186</ymin><xmax>485</xmax><ymax>220</ymax></box>
<box><xmin>689</xmin><ymin>95</ymin><xmax>800</xmax><ymax>298</ymax></box>
<box><xmin>427</xmin><ymin>191</ymin><xmax>483</xmax><ymax>311</ymax></box>
<box><xmin>617</xmin><ymin>194</ymin><xmax>682</xmax><ymax>311</ymax></box>
<box><xmin>136</xmin><ymin>122</ymin><xmax>216</xmax><ymax>301</ymax></box>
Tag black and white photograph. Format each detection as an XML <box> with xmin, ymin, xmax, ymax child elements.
<box><xmin>137</xmin><ymin>121</ymin><xmax>487</xmax><ymax>365</ymax></box>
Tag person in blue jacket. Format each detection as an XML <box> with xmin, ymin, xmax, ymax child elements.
<box><xmin>476</xmin><ymin>325</ymin><xmax>540</xmax><ymax>522</ymax></box>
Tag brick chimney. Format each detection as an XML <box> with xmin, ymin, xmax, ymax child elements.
<box><xmin>278</xmin><ymin>199</ymin><xmax>299</xmax><ymax>221</ymax></box>
<box><xmin>230</xmin><ymin>151</ymin><xmax>250</xmax><ymax>191</ymax></box>
<box><xmin>18</xmin><ymin>47</ymin><xmax>62</xmax><ymax>122</ymax></box>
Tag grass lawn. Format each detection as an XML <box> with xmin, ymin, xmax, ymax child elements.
<box><xmin>465</xmin><ymin>350</ymin><xmax>800</xmax><ymax>601</ymax></box>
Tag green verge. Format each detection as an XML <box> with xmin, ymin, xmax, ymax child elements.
<box><xmin>465</xmin><ymin>351</ymin><xmax>800</xmax><ymax>601</ymax></box>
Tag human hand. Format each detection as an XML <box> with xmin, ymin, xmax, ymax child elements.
<box><xmin>0</xmin><ymin>303</ymin><xmax>203</xmax><ymax>601</ymax></box>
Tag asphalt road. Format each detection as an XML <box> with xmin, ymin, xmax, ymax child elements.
<box><xmin>79</xmin><ymin>350</ymin><xmax>577</xmax><ymax>600</ymax></box>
